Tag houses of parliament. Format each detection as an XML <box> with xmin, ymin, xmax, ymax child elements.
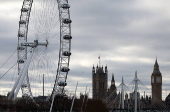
<box><xmin>92</xmin><ymin>58</ymin><xmax>170</xmax><ymax>109</ymax></box>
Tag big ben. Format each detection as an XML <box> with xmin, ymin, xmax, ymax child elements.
<box><xmin>151</xmin><ymin>58</ymin><xmax>162</xmax><ymax>102</ymax></box>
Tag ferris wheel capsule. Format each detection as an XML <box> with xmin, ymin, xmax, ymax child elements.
<box><xmin>61</xmin><ymin>4</ymin><xmax>70</xmax><ymax>9</ymax></box>
<box><xmin>22</xmin><ymin>94</ymin><xmax>29</xmax><ymax>98</ymax></box>
<box><xmin>62</xmin><ymin>51</ymin><xmax>71</xmax><ymax>56</ymax></box>
<box><xmin>58</xmin><ymin>81</ymin><xmax>67</xmax><ymax>86</ymax></box>
<box><xmin>18</xmin><ymin>59</ymin><xmax>24</xmax><ymax>63</ymax></box>
<box><xmin>17</xmin><ymin>46</ymin><xmax>25</xmax><ymax>50</ymax></box>
<box><xmin>63</xmin><ymin>35</ymin><xmax>72</xmax><ymax>40</ymax></box>
<box><xmin>21</xmin><ymin>84</ymin><xmax>27</xmax><ymax>88</ymax></box>
<box><xmin>21</xmin><ymin>8</ymin><xmax>29</xmax><ymax>12</ymax></box>
<box><xmin>61</xmin><ymin>67</ymin><xmax>70</xmax><ymax>72</ymax></box>
<box><xmin>62</xmin><ymin>18</ymin><xmax>72</xmax><ymax>24</ymax></box>
<box><xmin>19</xmin><ymin>20</ymin><xmax>27</xmax><ymax>24</ymax></box>
<box><xmin>18</xmin><ymin>33</ymin><xmax>25</xmax><ymax>37</ymax></box>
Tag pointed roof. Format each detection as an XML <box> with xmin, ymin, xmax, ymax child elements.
<box><xmin>111</xmin><ymin>73</ymin><xmax>115</xmax><ymax>82</ymax></box>
<box><xmin>93</xmin><ymin>64</ymin><xmax>95</xmax><ymax>69</ymax></box>
<box><xmin>166</xmin><ymin>93</ymin><xmax>170</xmax><ymax>101</ymax></box>
<box><xmin>154</xmin><ymin>57</ymin><xmax>159</xmax><ymax>67</ymax></box>
<box><xmin>105</xmin><ymin>65</ymin><xmax>107</xmax><ymax>69</ymax></box>
<box><xmin>152</xmin><ymin>57</ymin><xmax>161</xmax><ymax>75</ymax></box>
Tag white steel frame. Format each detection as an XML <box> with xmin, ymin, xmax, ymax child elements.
<box><xmin>8</xmin><ymin>0</ymin><xmax>72</xmax><ymax>103</ymax></box>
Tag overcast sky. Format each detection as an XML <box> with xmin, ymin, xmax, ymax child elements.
<box><xmin>0</xmin><ymin>0</ymin><xmax>170</xmax><ymax>99</ymax></box>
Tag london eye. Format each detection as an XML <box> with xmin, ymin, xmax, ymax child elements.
<box><xmin>7</xmin><ymin>0</ymin><xmax>72</xmax><ymax>107</ymax></box>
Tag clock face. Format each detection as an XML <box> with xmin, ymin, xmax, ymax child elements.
<box><xmin>152</xmin><ymin>77</ymin><xmax>154</xmax><ymax>83</ymax></box>
<box><xmin>156</xmin><ymin>77</ymin><xmax>161</xmax><ymax>83</ymax></box>
<box><xmin>111</xmin><ymin>82</ymin><xmax>115</xmax><ymax>85</ymax></box>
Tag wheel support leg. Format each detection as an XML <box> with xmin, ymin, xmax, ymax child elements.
<box><xmin>8</xmin><ymin>48</ymin><xmax>35</xmax><ymax>100</ymax></box>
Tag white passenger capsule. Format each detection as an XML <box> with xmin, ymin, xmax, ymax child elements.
<box><xmin>61</xmin><ymin>67</ymin><xmax>70</xmax><ymax>72</ymax></box>
<box><xmin>18</xmin><ymin>33</ymin><xmax>25</xmax><ymax>37</ymax></box>
<box><xmin>17</xmin><ymin>46</ymin><xmax>25</xmax><ymax>50</ymax></box>
<box><xmin>18</xmin><ymin>59</ymin><xmax>24</xmax><ymax>63</ymax></box>
<box><xmin>21</xmin><ymin>8</ymin><xmax>29</xmax><ymax>12</ymax></box>
<box><xmin>58</xmin><ymin>81</ymin><xmax>67</xmax><ymax>86</ymax></box>
<box><xmin>22</xmin><ymin>94</ymin><xmax>29</xmax><ymax>98</ymax></box>
<box><xmin>61</xmin><ymin>4</ymin><xmax>70</xmax><ymax>9</ymax></box>
<box><xmin>63</xmin><ymin>35</ymin><xmax>72</xmax><ymax>40</ymax></box>
<box><xmin>62</xmin><ymin>51</ymin><xmax>71</xmax><ymax>56</ymax></box>
<box><xmin>63</xmin><ymin>18</ymin><xmax>72</xmax><ymax>24</ymax></box>
<box><xmin>19</xmin><ymin>20</ymin><xmax>26</xmax><ymax>24</ymax></box>
<box><xmin>21</xmin><ymin>84</ymin><xmax>27</xmax><ymax>88</ymax></box>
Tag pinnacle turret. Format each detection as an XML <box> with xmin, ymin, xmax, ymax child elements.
<box><xmin>93</xmin><ymin>65</ymin><xmax>95</xmax><ymax>69</ymax></box>
<box><xmin>111</xmin><ymin>73</ymin><xmax>115</xmax><ymax>85</ymax></box>
<box><xmin>105</xmin><ymin>65</ymin><xmax>107</xmax><ymax>70</ymax></box>
<box><xmin>111</xmin><ymin>74</ymin><xmax>115</xmax><ymax>83</ymax></box>
<box><xmin>154</xmin><ymin>58</ymin><xmax>159</xmax><ymax>67</ymax></box>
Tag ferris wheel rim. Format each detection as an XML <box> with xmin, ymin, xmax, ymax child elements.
<box><xmin>8</xmin><ymin>0</ymin><xmax>72</xmax><ymax>102</ymax></box>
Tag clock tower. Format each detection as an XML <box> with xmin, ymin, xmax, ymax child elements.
<box><xmin>151</xmin><ymin>58</ymin><xmax>162</xmax><ymax>102</ymax></box>
<box><xmin>108</xmin><ymin>74</ymin><xmax>117</xmax><ymax>96</ymax></box>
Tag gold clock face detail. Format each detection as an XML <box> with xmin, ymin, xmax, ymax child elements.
<box><xmin>156</xmin><ymin>77</ymin><xmax>161</xmax><ymax>83</ymax></box>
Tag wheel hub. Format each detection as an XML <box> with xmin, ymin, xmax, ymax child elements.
<box><xmin>21</xmin><ymin>40</ymin><xmax>48</xmax><ymax>47</ymax></box>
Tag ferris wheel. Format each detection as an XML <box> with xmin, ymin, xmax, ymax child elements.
<box><xmin>7</xmin><ymin>0</ymin><xmax>72</xmax><ymax>101</ymax></box>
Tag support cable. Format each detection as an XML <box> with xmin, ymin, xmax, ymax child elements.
<box><xmin>0</xmin><ymin>48</ymin><xmax>32</xmax><ymax>80</ymax></box>
<box><xmin>0</xmin><ymin>49</ymin><xmax>17</xmax><ymax>70</ymax></box>
<box><xmin>0</xmin><ymin>62</ymin><xmax>17</xmax><ymax>80</ymax></box>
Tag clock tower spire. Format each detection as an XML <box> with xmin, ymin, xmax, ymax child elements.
<box><xmin>151</xmin><ymin>58</ymin><xmax>162</xmax><ymax>103</ymax></box>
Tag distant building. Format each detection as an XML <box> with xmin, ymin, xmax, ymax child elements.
<box><xmin>92</xmin><ymin>65</ymin><xmax>108</xmax><ymax>99</ymax></box>
<box><xmin>34</xmin><ymin>96</ymin><xmax>48</xmax><ymax>101</ymax></box>
<box><xmin>92</xmin><ymin>58</ymin><xmax>165</xmax><ymax>110</ymax></box>
<box><xmin>80</xmin><ymin>93</ymin><xmax>88</xmax><ymax>100</ymax></box>
<box><xmin>129</xmin><ymin>91</ymin><xmax>140</xmax><ymax>100</ymax></box>
<box><xmin>165</xmin><ymin>93</ymin><xmax>170</xmax><ymax>109</ymax></box>
<box><xmin>123</xmin><ymin>93</ymin><xmax>152</xmax><ymax>110</ymax></box>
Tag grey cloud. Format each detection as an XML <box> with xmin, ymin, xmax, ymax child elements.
<box><xmin>1</xmin><ymin>0</ymin><xmax>170</xmax><ymax>98</ymax></box>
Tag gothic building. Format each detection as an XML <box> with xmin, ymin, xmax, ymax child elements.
<box><xmin>151</xmin><ymin>58</ymin><xmax>162</xmax><ymax>102</ymax></box>
<box><xmin>165</xmin><ymin>93</ymin><xmax>170</xmax><ymax>109</ymax></box>
<box><xmin>92</xmin><ymin>58</ymin><xmax>166</xmax><ymax>110</ymax></box>
<box><xmin>92</xmin><ymin>65</ymin><xmax>108</xmax><ymax>99</ymax></box>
